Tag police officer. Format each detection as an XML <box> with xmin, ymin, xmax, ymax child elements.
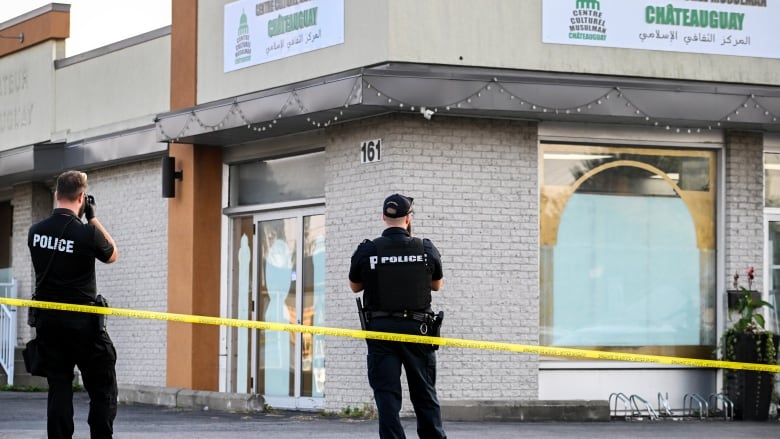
<box><xmin>28</xmin><ymin>170</ymin><xmax>119</xmax><ymax>439</ymax></box>
<box><xmin>349</xmin><ymin>193</ymin><xmax>446</xmax><ymax>439</ymax></box>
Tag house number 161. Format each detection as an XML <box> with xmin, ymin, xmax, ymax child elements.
<box><xmin>361</xmin><ymin>139</ymin><xmax>382</xmax><ymax>163</ymax></box>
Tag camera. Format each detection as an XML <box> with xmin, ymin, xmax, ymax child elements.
<box><xmin>83</xmin><ymin>194</ymin><xmax>97</xmax><ymax>220</ymax></box>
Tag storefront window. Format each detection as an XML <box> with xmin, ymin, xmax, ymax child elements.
<box><xmin>228</xmin><ymin>151</ymin><xmax>325</xmax><ymax>206</ymax></box>
<box><xmin>540</xmin><ymin>144</ymin><xmax>717</xmax><ymax>359</ymax></box>
<box><xmin>764</xmin><ymin>153</ymin><xmax>780</xmax><ymax>207</ymax></box>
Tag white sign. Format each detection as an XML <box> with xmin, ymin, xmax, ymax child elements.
<box><xmin>360</xmin><ymin>139</ymin><xmax>382</xmax><ymax>164</ymax></box>
<box><xmin>224</xmin><ymin>0</ymin><xmax>345</xmax><ymax>72</ymax></box>
<box><xmin>543</xmin><ymin>0</ymin><xmax>779</xmax><ymax>59</ymax></box>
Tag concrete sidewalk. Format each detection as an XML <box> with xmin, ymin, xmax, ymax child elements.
<box><xmin>2</xmin><ymin>390</ymin><xmax>779</xmax><ymax>439</ymax></box>
<box><xmin>0</xmin><ymin>392</ymin><xmax>780</xmax><ymax>439</ymax></box>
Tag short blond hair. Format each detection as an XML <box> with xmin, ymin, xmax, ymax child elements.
<box><xmin>56</xmin><ymin>170</ymin><xmax>88</xmax><ymax>202</ymax></box>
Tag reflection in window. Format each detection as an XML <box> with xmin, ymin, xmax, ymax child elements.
<box><xmin>259</xmin><ymin>218</ymin><xmax>297</xmax><ymax>396</ymax></box>
<box><xmin>540</xmin><ymin>144</ymin><xmax>717</xmax><ymax>359</ymax></box>
<box><xmin>544</xmin><ymin>151</ymin><xmax>710</xmax><ymax>192</ymax></box>
<box><xmin>230</xmin><ymin>213</ymin><xmax>326</xmax><ymax>400</ymax></box>
<box><xmin>764</xmin><ymin>153</ymin><xmax>780</xmax><ymax>208</ymax></box>
<box><xmin>302</xmin><ymin>215</ymin><xmax>325</xmax><ymax>397</ymax></box>
<box><xmin>767</xmin><ymin>222</ymin><xmax>780</xmax><ymax>334</ymax></box>
<box><xmin>230</xmin><ymin>216</ymin><xmax>254</xmax><ymax>393</ymax></box>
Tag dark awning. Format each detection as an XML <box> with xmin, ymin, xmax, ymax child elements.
<box><xmin>0</xmin><ymin>125</ymin><xmax>165</xmax><ymax>186</ymax></box>
<box><xmin>155</xmin><ymin>63</ymin><xmax>780</xmax><ymax>146</ymax></box>
<box><xmin>0</xmin><ymin>142</ymin><xmax>63</xmax><ymax>187</ymax></box>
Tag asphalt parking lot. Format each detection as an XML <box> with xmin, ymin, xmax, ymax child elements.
<box><xmin>1</xmin><ymin>391</ymin><xmax>779</xmax><ymax>438</ymax></box>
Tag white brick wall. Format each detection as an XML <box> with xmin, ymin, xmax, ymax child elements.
<box><xmin>11</xmin><ymin>161</ymin><xmax>168</xmax><ymax>386</ymax></box>
<box><xmin>724</xmin><ymin>131</ymin><xmax>764</xmax><ymax>303</ymax></box>
<box><xmin>11</xmin><ymin>182</ymin><xmax>52</xmax><ymax>344</ymax></box>
<box><xmin>86</xmin><ymin>159</ymin><xmax>169</xmax><ymax>386</ymax></box>
<box><xmin>324</xmin><ymin>115</ymin><xmax>539</xmax><ymax>412</ymax></box>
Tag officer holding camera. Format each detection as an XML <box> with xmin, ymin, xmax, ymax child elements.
<box><xmin>349</xmin><ymin>194</ymin><xmax>446</xmax><ymax>439</ymax></box>
<box><xmin>28</xmin><ymin>170</ymin><xmax>119</xmax><ymax>439</ymax></box>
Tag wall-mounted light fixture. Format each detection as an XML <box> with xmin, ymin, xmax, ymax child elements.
<box><xmin>162</xmin><ymin>156</ymin><xmax>183</xmax><ymax>198</ymax></box>
<box><xmin>0</xmin><ymin>32</ymin><xmax>24</xmax><ymax>43</ymax></box>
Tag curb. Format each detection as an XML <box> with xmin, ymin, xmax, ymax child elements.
<box><xmin>441</xmin><ymin>399</ymin><xmax>611</xmax><ymax>422</ymax></box>
<box><xmin>117</xmin><ymin>385</ymin><xmax>609</xmax><ymax>422</ymax></box>
<box><xmin>118</xmin><ymin>385</ymin><xmax>265</xmax><ymax>412</ymax></box>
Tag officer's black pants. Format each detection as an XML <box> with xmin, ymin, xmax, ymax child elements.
<box><xmin>37</xmin><ymin>310</ymin><xmax>118</xmax><ymax>439</ymax></box>
<box><xmin>366</xmin><ymin>317</ymin><xmax>446</xmax><ymax>439</ymax></box>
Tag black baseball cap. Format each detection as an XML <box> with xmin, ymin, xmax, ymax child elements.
<box><xmin>383</xmin><ymin>193</ymin><xmax>414</xmax><ymax>218</ymax></box>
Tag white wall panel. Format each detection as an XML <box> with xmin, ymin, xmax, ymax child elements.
<box><xmin>0</xmin><ymin>43</ymin><xmax>57</xmax><ymax>151</ymax></box>
<box><xmin>55</xmin><ymin>36</ymin><xmax>171</xmax><ymax>136</ymax></box>
<box><xmin>199</xmin><ymin>0</ymin><xmax>780</xmax><ymax>106</ymax></box>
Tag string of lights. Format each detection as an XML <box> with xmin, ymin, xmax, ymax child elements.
<box><xmin>157</xmin><ymin>76</ymin><xmax>780</xmax><ymax>142</ymax></box>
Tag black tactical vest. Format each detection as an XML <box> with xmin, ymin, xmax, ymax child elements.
<box><xmin>367</xmin><ymin>236</ymin><xmax>432</xmax><ymax>311</ymax></box>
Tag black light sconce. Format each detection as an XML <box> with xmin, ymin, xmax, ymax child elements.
<box><xmin>162</xmin><ymin>156</ymin><xmax>183</xmax><ymax>198</ymax></box>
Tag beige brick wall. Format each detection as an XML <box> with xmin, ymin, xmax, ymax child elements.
<box><xmin>11</xmin><ymin>182</ymin><xmax>52</xmax><ymax>344</ymax></box>
<box><xmin>324</xmin><ymin>114</ymin><xmax>540</xmax><ymax>412</ymax></box>
<box><xmin>86</xmin><ymin>159</ymin><xmax>169</xmax><ymax>386</ymax></box>
<box><xmin>12</xmin><ymin>160</ymin><xmax>168</xmax><ymax>386</ymax></box>
<box><xmin>724</xmin><ymin>131</ymin><xmax>765</xmax><ymax>321</ymax></box>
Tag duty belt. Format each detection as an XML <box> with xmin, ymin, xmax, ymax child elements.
<box><xmin>367</xmin><ymin>310</ymin><xmax>434</xmax><ymax>323</ymax></box>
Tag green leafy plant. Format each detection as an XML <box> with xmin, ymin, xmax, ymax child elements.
<box><xmin>730</xmin><ymin>267</ymin><xmax>774</xmax><ymax>334</ymax></box>
<box><xmin>723</xmin><ymin>267</ymin><xmax>777</xmax><ymax>364</ymax></box>
<box><xmin>721</xmin><ymin>267</ymin><xmax>779</xmax><ymax>421</ymax></box>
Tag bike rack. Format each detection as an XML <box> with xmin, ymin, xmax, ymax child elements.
<box><xmin>657</xmin><ymin>392</ymin><xmax>675</xmax><ymax>417</ymax></box>
<box><xmin>610</xmin><ymin>390</ymin><xmax>734</xmax><ymax>422</ymax></box>
<box><xmin>609</xmin><ymin>392</ymin><xmax>632</xmax><ymax>418</ymax></box>
<box><xmin>707</xmin><ymin>393</ymin><xmax>734</xmax><ymax>420</ymax></box>
<box><xmin>683</xmin><ymin>393</ymin><xmax>708</xmax><ymax>420</ymax></box>
<box><xmin>630</xmin><ymin>394</ymin><xmax>659</xmax><ymax>420</ymax></box>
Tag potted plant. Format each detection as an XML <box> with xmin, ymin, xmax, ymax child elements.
<box><xmin>722</xmin><ymin>267</ymin><xmax>779</xmax><ymax>421</ymax></box>
<box><xmin>727</xmin><ymin>270</ymin><xmax>761</xmax><ymax>309</ymax></box>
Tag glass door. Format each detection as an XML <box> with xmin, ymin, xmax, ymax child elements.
<box><xmin>252</xmin><ymin>209</ymin><xmax>325</xmax><ymax>409</ymax></box>
<box><xmin>766</xmin><ymin>217</ymin><xmax>780</xmax><ymax>334</ymax></box>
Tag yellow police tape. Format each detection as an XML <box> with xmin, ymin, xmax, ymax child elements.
<box><xmin>3</xmin><ymin>297</ymin><xmax>779</xmax><ymax>373</ymax></box>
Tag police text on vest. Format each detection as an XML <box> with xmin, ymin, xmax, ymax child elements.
<box><xmin>32</xmin><ymin>234</ymin><xmax>75</xmax><ymax>253</ymax></box>
<box><xmin>370</xmin><ymin>254</ymin><xmax>426</xmax><ymax>270</ymax></box>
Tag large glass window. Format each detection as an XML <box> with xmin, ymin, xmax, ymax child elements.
<box><xmin>228</xmin><ymin>151</ymin><xmax>325</xmax><ymax>206</ymax></box>
<box><xmin>764</xmin><ymin>153</ymin><xmax>780</xmax><ymax>332</ymax></box>
<box><xmin>540</xmin><ymin>144</ymin><xmax>717</xmax><ymax>359</ymax></box>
